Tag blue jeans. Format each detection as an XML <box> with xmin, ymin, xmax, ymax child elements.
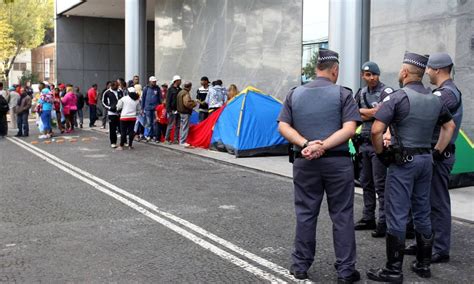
<box><xmin>144</xmin><ymin>109</ymin><xmax>156</xmax><ymax>138</ymax></box>
<box><xmin>75</xmin><ymin>109</ymin><xmax>84</xmax><ymax>126</ymax></box>
<box><xmin>41</xmin><ymin>110</ymin><xmax>52</xmax><ymax>132</ymax></box>
<box><xmin>16</xmin><ymin>112</ymin><xmax>29</xmax><ymax>136</ymax></box>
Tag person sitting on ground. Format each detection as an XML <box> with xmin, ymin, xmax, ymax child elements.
<box><xmin>227</xmin><ymin>84</ymin><xmax>239</xmax><ymax>101</ymax></box>
<box><xmin>155</xmin><ymin>100</ymin><xmax>168</xmax><ymax>142</ymax></box>
<box><xmin>15</xmin><ymin>87</ymin><xmax>32</xmax><ymax>137</ymax></box>
<box><xmin>116</xmin><ymin>87</ymin><xmax>141</xmax><ymax>150</ymax></box>
<box><xmin>61</xmin><ymin>86</ymin><xmax>78</xmax><ymax>133</ymax></box>
<box><xmin>177</xmin><ymin>81</ymin><xmax>197</xmax><ymax>147</ymax></box>
<box><xmin>205</xmin><ymin>79</ymin><xmax>227</xmax><ymax>113</ymax></box>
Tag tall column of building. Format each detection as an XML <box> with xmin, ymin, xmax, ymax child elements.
<box><xmin>329</xmin><ymin>0</ymin><xmax>370</xmax><ymax>91</ymax></box>
<box><xmin>125</xmin><ymin>0</ymin><xmax>147</xmax><ymax>83</ymax></box>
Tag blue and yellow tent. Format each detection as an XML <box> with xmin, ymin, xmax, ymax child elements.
<box><xmin>209</xmin><ymin>87</ymin><xmax>289</xmax><ymax>157</ymax></box>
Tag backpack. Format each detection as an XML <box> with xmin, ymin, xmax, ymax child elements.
<box><xmin>0</xmin><ymin>96</ymin><xmax>10</xmax><ymax>114</ymax></box>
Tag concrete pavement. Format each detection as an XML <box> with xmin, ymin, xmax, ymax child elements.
<box><xmin>95</xmin><ymin>128</ymin><xmax>473</xmax><ymax>223</ymax></box>
<box><xmin>1</xmin><ymin>123</ymin><xmax>473</xmax><ymax>282</ymax></box>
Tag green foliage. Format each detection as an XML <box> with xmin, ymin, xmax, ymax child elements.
<box><xmin>303</xmin><ymin>51</ymin><xmax>318</xmax><ymax>80</ymax></box>
<box><xmin>19</xmin><ymin>69</ymin><xmax>38</xmax><ymax>85</ymax></box>
<box><xmin>0</xmin><ymin>0</ymin><xmax>54</xmax><ymax>81</ymax></box>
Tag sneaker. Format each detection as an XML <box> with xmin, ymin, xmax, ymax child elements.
<box><xmin>180</xmin><ymin>143</ymin><xmax>191</xmax><ymax>147</ymax></box>
<box><xmin>124</xmin><ymin>143</ymin><xmax>129</xmax><ymax>147</ymax></box>
<box><xmin>39</xmin><ymin>134</ymin><xmax>48</xmax><ymax>139</ymax></box>
<box><xmin>100</xmin><ymin>126</ymin><xmax>106</xmax><ymax>129</ymax></box>
<box><xmin>80</xmin><ymin>124</ymin><xmax>83</xmax><ymax>128</ymax></box>
<box><xmin>111</xmin><ymin>144</ymin><xmax>117</xmax><ymax>148</ymax></box>
<box><xmin>146</xmin><ymin>137</ymin><xmax>151</xmax><ymax>142</ymax></box>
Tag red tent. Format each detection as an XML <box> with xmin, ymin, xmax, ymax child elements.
<box><xmin>186</xmin><ymin>107</ymin><xmax>225</xmax><ymax>148</ymax></box>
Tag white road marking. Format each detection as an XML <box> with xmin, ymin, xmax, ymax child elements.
<box><xmin>9</xmin><ymin>137</ymin><xmax>293</xmax><ymax>283</ymax></box>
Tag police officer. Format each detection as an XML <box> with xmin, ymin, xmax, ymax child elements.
<box><xmin>404</xmin><ymin>52</ymin><xmax>463</xmax><ymax>263</ymax></box>
<box><xmin>278</xmin><ymin>49</ymin><xmax>362</xmax><ymax>282</ymax></box>
<box><xmin>366</xmin><ymin>52</ymin><xmax>455</xmax><ymax>282</ymax></box>
<box><xmin>354</xmin><ymin>61</ymin><xmax>393</xmax><ymax>237</ymax></box>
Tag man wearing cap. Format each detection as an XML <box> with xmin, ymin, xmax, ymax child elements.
<box><xmin>278</xmin><ymin>48</ymin><xmax>361</xmax><ymax>282</ymax></box>
<box><xmin>367</xmin><ymin>52</ymin><xmax>455</xmax><ymax>282</ymax></box>
<box><xmin>165</xmin><ymin>75</ymin><xmax>182</xmax><ymax>144</ymax></box>
<box><xmin>196</xmin><ymin>76</ymin><xmax>210</xmax><ymax>122</ymax></box>
<box><xmin>141</xmin><ymin>76</ymin><xmax>161</xmax><ymax>142</ymax></box>
<box><xmin>404</xmin><ymin>53</ymin><xmax>463</xmax><ymax>264</ymax></box>
<box><xmin>354</xmin><ymin>61</ymin><xmax>393</xmax><ymax>238</ymax></box>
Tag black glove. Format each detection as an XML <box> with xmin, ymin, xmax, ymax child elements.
<box><xmin>377</xmin><ymin>150</ymin><xmax>393</xmax><ymax>168</ymax></box>
<box><xmin>432</xmin><ymin>149</ymin><xmax>444</xmax><ymax>162</ymax></box>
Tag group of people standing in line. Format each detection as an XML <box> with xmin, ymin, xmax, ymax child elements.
<box><xmin>85</xmin><ymin>75</ymin><xmax>238</xmax><ymax>150</ymax></box>
<box><xmin>0</xmin><ymin>82</ymin><xmax>86</xmax><ymax>139</ymax></box>
<box><xmin>0</xmin><ymin>74</ymin><xmax>239</xmax><ymax>147</ymax></box>
<box><xmin>279</xmin><ymin>49</ymin><xmax>461</xmax><ymax>283</ymax></box>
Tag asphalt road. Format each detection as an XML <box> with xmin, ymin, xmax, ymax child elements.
<box><xmin>0</xmin><ymin>125</ymin><xmax>473</xmax><ymax>283</ymax></box>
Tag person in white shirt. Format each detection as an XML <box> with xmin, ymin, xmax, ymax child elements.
<box><xmin>116</xmin><ymin>87</ymin><xmax>141</xmax><ymax>150</ymax></box>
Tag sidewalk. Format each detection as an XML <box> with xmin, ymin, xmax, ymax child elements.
<box><xmin>91</xmin><ymin>127</ymin><xmax>474</xmax><ymax>223</ymax></box>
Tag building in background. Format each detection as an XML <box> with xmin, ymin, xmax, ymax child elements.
<box><xmin>31</xmin><ymin>43</ymin><xmax>56</xmax><ymax>84</ymax></box>
<box><xmin>55</xmin><ymin>0</ymin><xmax>302</xmax><ymax>100</ymax></box>
<box><xmin>7</xmin><ymin>50</ymin><xmax>31</xmax><ymax>87</ymax></box>
<box><xmin>370</xmin><ymin>0</ymin><xmax>474</xmax><ymax>139</ymax></box>
<box><xmin>54</xmin><ymin>0</ymin><xmax>472</xmax><ymax>139</ymax></box>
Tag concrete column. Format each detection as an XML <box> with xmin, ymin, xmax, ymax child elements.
<box><xmin>329</xmin><ymin>0</ymin><xmax>370</xmax><ymax>91</ymax></box>
<box><xmin>125</xmin><ymin>0</ymin><xmax>147</xmax><ymax>84</ymax></box>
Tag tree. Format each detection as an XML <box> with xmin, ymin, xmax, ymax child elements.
<box><xmin>0</xmin><ymin>0</ymin><xmax>54</xmax><ymax>82</ymax></box>
<box><xmin>303</xmin><ymin>51</ymin><xmax>318</xmax><ymax>81</ymax></box>
<box><xmin>19</xmin><ymin>70</ymin><xmax>38</xmax><ymax>85</ymax></box>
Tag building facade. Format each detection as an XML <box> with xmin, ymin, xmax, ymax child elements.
<box><xmin>31</xmin><ymin>43</ymin><xmax>56</xmax><ymax>84</ymax></box>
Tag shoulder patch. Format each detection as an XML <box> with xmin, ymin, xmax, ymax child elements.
<box><xmin>384</xmin><ymin>87</ymin><xmax>393</xmax><ymax>94</ymax></box>
<box><xmin>383</xmin><ymin>96</ymin><xmax>391</xmax><ymax>102</ymax></box>
<box><xmin>433</xmin><ymin>91</ymin><xmax>442</xmax><ymax>97</ymax></box>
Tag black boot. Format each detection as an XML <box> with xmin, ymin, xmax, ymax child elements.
<box><xmin>372</xmin><ymin>222</ymin><xmax>387</xmax><ymax>238</ymax></box>
<box><xmin>354</xmin><ymin>218</ymin><xmax>376</xmax><ymax>230</ymax></box>
<box><xmin>411</xmin><ymin>232</ymin><xmax>433</xmax><ymax>278</ymax></box>
<box><xmin>367</xmin><ymin>233</ymin><xmax>404</xmax><ymax>283</ymax></box>
<box><xmin>404</xmin><ymin>243</ymin><xmax>417</xmax><ymax>255</ymax></box>
<box><xmin>406</xmin><ymin>219</ymin><xmax>415</xmax><ymax>239</ymax></box>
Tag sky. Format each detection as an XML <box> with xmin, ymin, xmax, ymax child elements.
<box><xmin>303</xmin><ymin>0</ymin><xmax>329</xmax><ymax>42</ymax></box>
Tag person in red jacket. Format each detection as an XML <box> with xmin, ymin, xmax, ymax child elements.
<box><xmin>87</xmin><ymin>84</ymin><xmax>98</xmax><ymax>127</ymax></box>
<box><xmin>155</xmin><ymin>101</ymin><xmax>168</xmax><ymax>142</ymax></box>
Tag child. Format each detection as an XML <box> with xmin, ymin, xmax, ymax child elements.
<box><xmin>155</xmin><ymin>101</ymin><xmax>168</xmax><ymax>142</ymax></box>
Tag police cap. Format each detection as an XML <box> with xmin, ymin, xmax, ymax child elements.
<box><xmin>403</xmin><ymin>52</ymin><xmax>429</xmax><ymax>69</ymax></box>
<box><xmin>427</xmin><ymin>52</ymin><xmax>453</xmax><ymax>69</ymax></box>
<box><xmin>361</xmin><ymin>61</ymin><xmax>380</xmax><ymax>75</ymax></box>
<box><xmin>318</xmin><ymin>48</ymin><xmax>339</xmax><ymax>64</ymax></box>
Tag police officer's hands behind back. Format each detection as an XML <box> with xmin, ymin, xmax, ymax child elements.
<box><xmin>301</xmin><ymin>140</ymin><xmax>325</xmax><ymax>160</ymax></box>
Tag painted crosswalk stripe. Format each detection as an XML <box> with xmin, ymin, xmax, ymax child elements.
<box><xmin>8</xmin><ymin>137</ymin><xmax>296</xmax><ymax>283</ymax></box>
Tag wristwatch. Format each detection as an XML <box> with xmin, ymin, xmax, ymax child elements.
<box><xmin>302</xmin><ymin>140</ymin><xmax>309</xmax><ymax>148</ymax></box>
